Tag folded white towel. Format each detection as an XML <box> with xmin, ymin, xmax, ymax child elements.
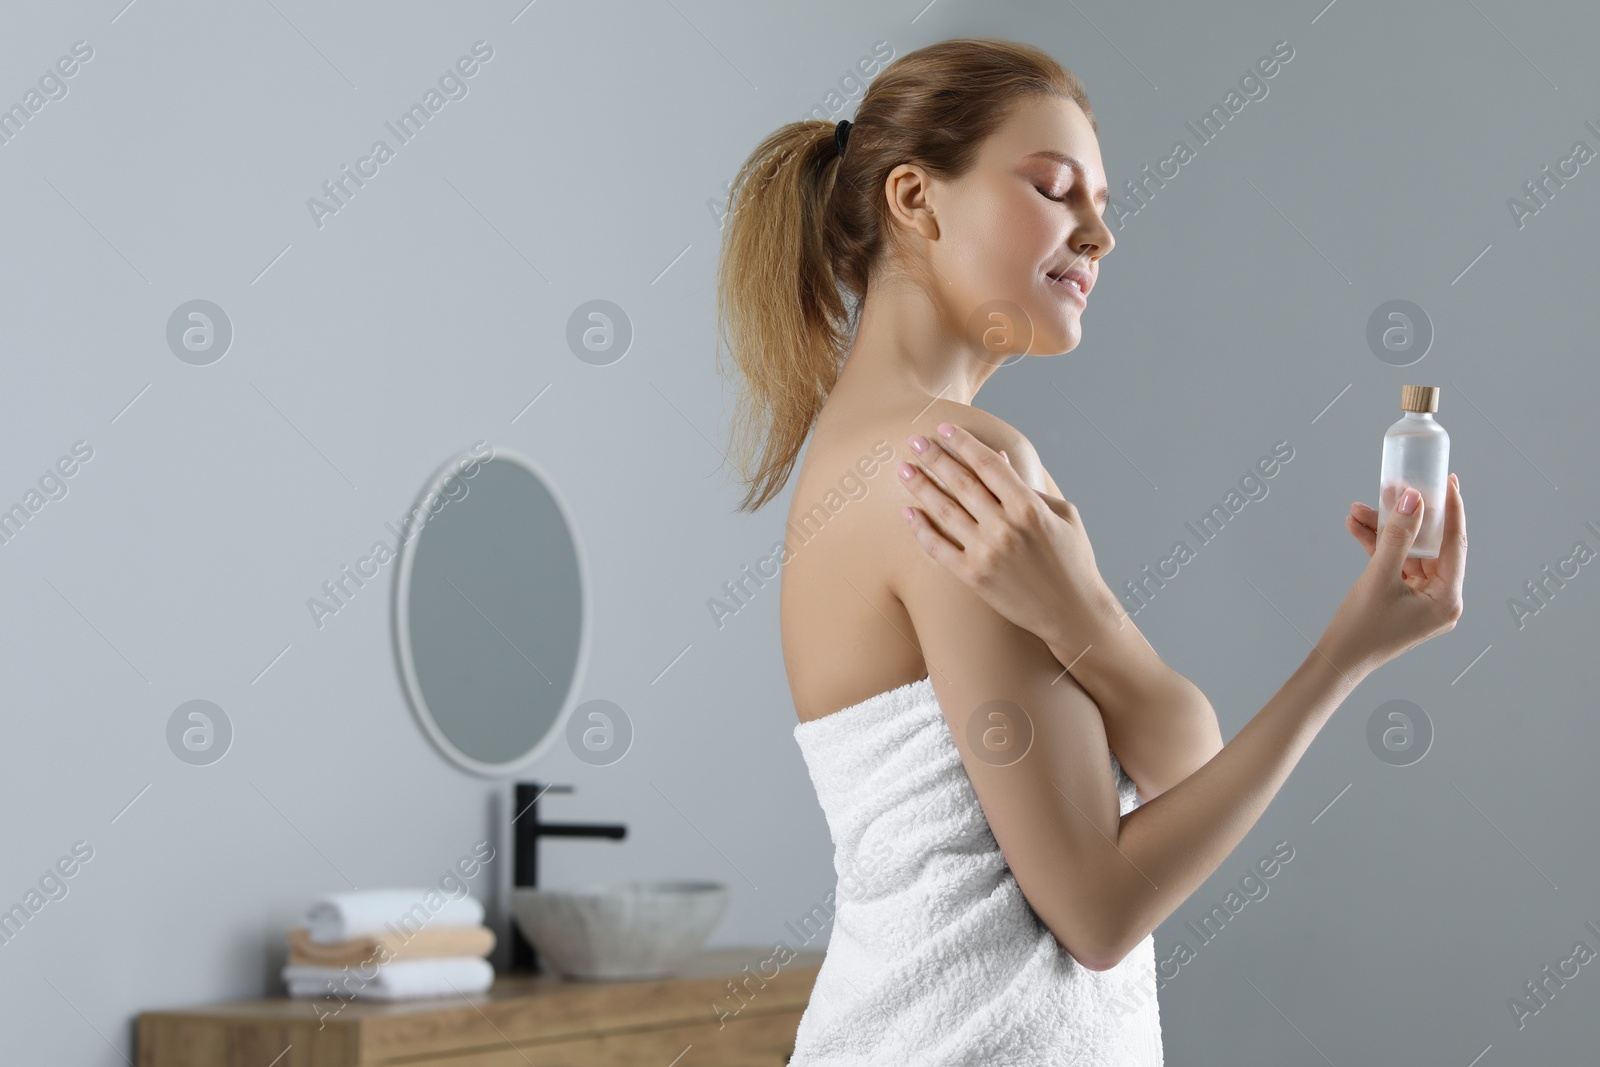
<box><xmin>304</xmin><ymin>888</ymin><xmax>484</xmax><ymax>944</ymax></box>
<box><xmin>282</xmin><ymin>956</ymin><xmax>494</xmax><ymax>1000</ymax></box>
<box><xmin>789</xmin><ymin>676</ymin><xmax>1164</xmax><ymax>1066</ymax></box>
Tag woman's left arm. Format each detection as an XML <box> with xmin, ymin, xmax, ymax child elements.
<box><xmin>1041</xmin><ymin>585</ymin><xmax>1223</xmax><ymax>801</ymax></box>
<box><xmin>1030</xmin><ymin>465</ymin><xmax>1222</xmax><ymax>801</ymax></box>
<box><xmin>901</xmin><ymin>424</ymin><xmax>1222</xmax><ymax>801</ymax></box>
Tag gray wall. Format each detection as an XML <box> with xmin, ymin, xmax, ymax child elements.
<box><xmin>0</xmin><ymin>0</ymin><xmax>1594</xmax><ymax>1063</ymax></box>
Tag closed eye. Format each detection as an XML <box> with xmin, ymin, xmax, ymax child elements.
<box><xmin>1039</xmin><ymin>184</ymin><xmax>1111</xmax><ymax>222</ymax></box>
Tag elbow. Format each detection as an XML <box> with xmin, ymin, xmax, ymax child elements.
<box><xmin>1084</xmin><ymin>942</ymin><xmax>1131</xmax><ymax>972</ymax></box>
<box><xmin>1053</xmin><ymin>933</ymin><xmax>1103</xmax><ymax>972</ymax></box>
<box><xmin>1073</xmin><ymin>942</ymin><xmax>1126</xmax><ymax>973</ymax></box>
<box><xmin>1043</xmin><ymin>875</ymin><xmax>1136</xmax><ymax>971</ymax></box>
<box><xmin>1052</xmin><ymin>924</ymin><xmax>1129</xmax><ymax>973</ymax></box>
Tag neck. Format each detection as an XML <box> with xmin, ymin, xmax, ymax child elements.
<box><xmin>832</xmin><ymin>276</ymin><xmax>1000</xmax><ymax>407</ymax></box>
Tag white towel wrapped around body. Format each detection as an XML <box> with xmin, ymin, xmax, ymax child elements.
<box><xmin>283</xmin><ymin>956</ymin><xmax>493</xmax><ymax>1000</ymax></box>
<box><xmin>789</xmin><ymin>676</ymin><xmax>1164</xmax><ymax>1066</ymax></box>
<box><xmin>304</xmin><ymin>888</ymin><xmax>484</xmax><ymax>944</ymax></box>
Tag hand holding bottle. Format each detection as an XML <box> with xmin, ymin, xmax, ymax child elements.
<box><xmin>1378</xmin><ymin>385</ymin><xmax>1450</xmax><ymax>559</ymax></box>
<box><xmin>1322</xmin><ymin>472</ymin><xmax>1466</xmax><ymax>675</ymax></box>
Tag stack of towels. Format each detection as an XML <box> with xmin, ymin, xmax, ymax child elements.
<box><xmin>281</xmin><ymin>888</ymin><xmax>496</xmax><ymax>1001</ymax></box>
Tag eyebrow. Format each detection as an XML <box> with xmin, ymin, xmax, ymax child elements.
<box><xmin>1024</xmin><ymin>150</ymin><xmax>1110</xmax><ymax>207</ymax></box>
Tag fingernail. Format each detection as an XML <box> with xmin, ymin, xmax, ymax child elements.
<box><xmin>937</xmin><ymin>422</ymin><xmax>954</xmax><ymax>438</ymax></box>
<box><xmin>1399</xmin><ymin>488</ymin><xmax>1419</xmax><ymax>514</ymax></box>
<box><xmin>898</xmin><ymin>461</ymin><xmax>915</xmax><ymax>480</ymax></box>
<box><xmin>909</xmin><ymin>435</ymin><xmax>929</xmax><ymax>453</ymax></box>
<box><xmin>903</xmin><ymin>506</ymin><xmax>915</xmax><ymax>521</ymax></box>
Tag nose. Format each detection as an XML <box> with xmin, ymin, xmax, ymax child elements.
<box><xmin>1074</xmin><ymin>213</ymin><xmax>1114</xmax><ymax>261</ymax></box>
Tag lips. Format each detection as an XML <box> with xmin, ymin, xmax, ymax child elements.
<box><xmin>1045</xmin><ymin>266</ymin><xmax>1093</xmax><ymax>297</ymax></box>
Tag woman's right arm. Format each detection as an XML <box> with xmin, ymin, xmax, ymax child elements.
<box><xmin>892</xmin><ymin>425</ymin><xmax>1465</xmax><ymax>970</ymax></box>
<box><xmin>1091</xmin><ymin>469</ymin><xmax>1462</xmax><ymax>966</ymax></box>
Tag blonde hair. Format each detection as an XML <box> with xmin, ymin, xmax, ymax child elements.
<box><xmin>715</xmin><ymin>38</ymin><xmax>1095</xmax><ymax>513</ymax></box>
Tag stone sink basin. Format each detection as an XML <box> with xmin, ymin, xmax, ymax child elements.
<box><xmin>511</xmin><ymin>879</ymin><xmax>730</xmax><ymax>980</ymax></box>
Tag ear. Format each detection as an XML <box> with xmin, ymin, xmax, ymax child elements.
<box><xmin>884</xmin><ymin>163</ymin><xmax>939</xmax><ymax>240</ymax></box>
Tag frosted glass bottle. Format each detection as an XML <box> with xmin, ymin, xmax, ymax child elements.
<box><xmin>1378</xmin><ymin>385</ymin><xmax>1450</xmax><ymax>559</ymax></box>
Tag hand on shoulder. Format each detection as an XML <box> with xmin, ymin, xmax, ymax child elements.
<box><xmin>910</xmin><ymin>400</ymin><xmax>1053</xmax><ymax>496</ymax></box>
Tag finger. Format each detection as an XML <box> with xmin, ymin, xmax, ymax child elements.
<box><xmin>908</xmin><ymin>431</ymin><xmax>1008</xmax><ymax>533</ymax></box>
<box><xmin>928</xmin><ymin>422</ymin><xmax>1034</xmax><ymax>516</ymax></box>
<box><xmin>1346</xmin><ymin>513</ymin><xmax>1376</xmax><ymax>557</ymax></box>
<box><xmin>1370</xmin><ymin>485</ymin><xmax>1424</xmax><ymax>577</ymax></box>
<box><xmin>898</xmin><ymin>459</ymin><xmax>978</xmax><ymax>548</ymax></box>
<box><xmin>1431</xmin><ymin>472</ymin><xmax>1466</xmax><ymax>596</ymax></box>
<box><xmin>1358</xmin><ymin>501</ymin><xmax>1431</xmax><ymax>581</ymax></box>
<box><xmin>903</xmin><ymin>504</ymin><xmax>969</xmax><ymax>575</ymax></box>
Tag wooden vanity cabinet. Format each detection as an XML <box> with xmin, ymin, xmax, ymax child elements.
<box><xmin>137</xmin><ymin>948</ymin><xmax>823</xmax><ymax>1066</ymax></box>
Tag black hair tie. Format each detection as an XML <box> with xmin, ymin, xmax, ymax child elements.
<box><xmin>834</xmin><ymin>118</ymin><xmax>852</xmax><ymax>157</ymax></box>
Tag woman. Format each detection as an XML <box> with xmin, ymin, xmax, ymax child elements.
<box><xmin>716</xmin><ymin>38</ymin><xmax>1465</xmax><ymax>1065</ymax></box>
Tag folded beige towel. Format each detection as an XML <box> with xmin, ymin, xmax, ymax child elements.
<box><xmin>287</xmin><ymin>924</ymin><xmax>496</xmax><ymax>968</ymax></box>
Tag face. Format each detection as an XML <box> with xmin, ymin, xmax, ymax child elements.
<box><xmin>887</xmin><ymin>95</ymin><xmax>1114</xmax><ymax>361</ymax></box>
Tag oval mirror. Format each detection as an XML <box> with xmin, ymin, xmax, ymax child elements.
<box><xmin>394</xmin><ymin>443</ymin><xmax>589</xmax><ymax>777</ymax></box>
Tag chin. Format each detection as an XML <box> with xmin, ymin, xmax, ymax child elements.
<box><xmin>1041</xmin><ymin>326</ymin><xmax>1081</xmax><ymax>355</ymax></box>
<box><xmin>965</xmin><ymin>288</ymin><xmax>1082</xmax><ymax>360</ymax></box>
<box><xmin>1030</xmin><ymin>308</ymin><xmax>1083</xmax><ymax>356</ymax></box>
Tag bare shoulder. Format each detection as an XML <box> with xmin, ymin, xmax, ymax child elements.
<box><xmin>779</xmin><ymin>395</ymin><xmax>1062</xmax><ymax>721</ymax></box>
<box><xmin>911</xmin><ymin>399</ymin><xmax>1052</xmax><ymax>495</ymax></box>
<box><xmin>786</xmin><ymin>397</ymin><xmax>1058</xmax><ymax>598</ymax></box>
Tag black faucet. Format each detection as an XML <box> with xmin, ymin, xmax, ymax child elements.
<box><xmin>511</xmin><ymin>781</ymin><xmax>628</xmax><ymax>972</ymax></box>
